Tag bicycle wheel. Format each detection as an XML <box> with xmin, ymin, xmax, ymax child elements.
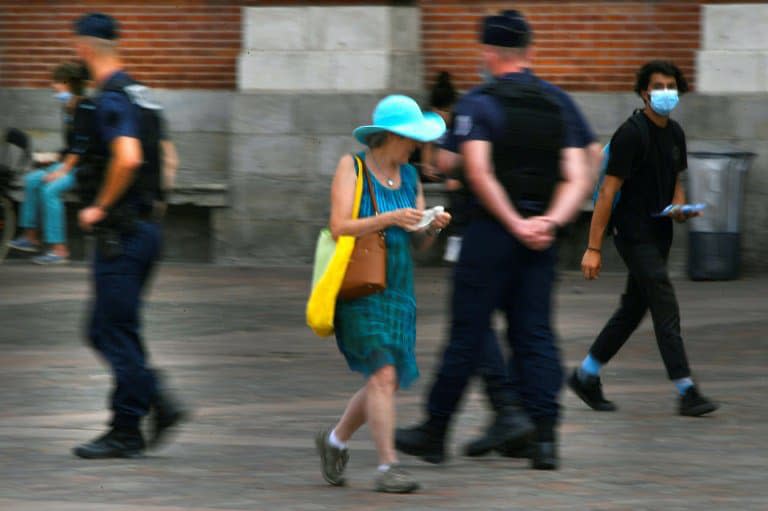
<box><xmin>0</xmin><ymin>195</ymin><xmax>15</xmax><ymax>263</ymax></box>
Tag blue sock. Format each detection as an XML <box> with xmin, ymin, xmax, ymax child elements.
<box><xmin>578</xmin><ymin>354</ymin><xmax>602</xmax><ymax>380</ymax></box>
<box><xmin>674</xmin><ymin>377</ymin><xmax>694</xmax><ymax>395</ymax></box>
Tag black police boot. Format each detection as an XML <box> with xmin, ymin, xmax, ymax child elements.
<box><xmin>463</xmin><ymin>405</ymin><xmax>535</xmax><ymax>457</ymax></box>
<box><xmin>530</xmin><ymin>418</ymin><xmax>558</xmax><ymax>470</ymax></box>
<box><xmin>567</xmin><ymin>369</ymin><xmax>617</xmax><ymax>411</ymax></box>
<box><xmin>531</xmin><ymin>441</ymin><xmax>558</xmax><ymax>470</ymax></box>
<box><xmin>147</xmin><ymin>371</ymin><xmax>190</xmax><ymax>449</ymax></box>
<box><xmin>496</xmin><ymin>438</ymin><xmax>535</xmax><ymax>458</ymax></box>
<box><xmin>395</xmin><ymin>418</ymin><xmax>447</xmax><ymax>464</ymax></box>
<box><xmin>73</xmin><ymin>428</ymin><xmax>145</xmax><ymax>459</ymax></box>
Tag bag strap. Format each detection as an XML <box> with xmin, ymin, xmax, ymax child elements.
<box><xmin>628</xmin><ymin>110</ymin><xmax>651</xmax><ymax>165</ymax></box>
<box><xmin>352</xmin><ymin>154</ymin><xmax>380</xmax><ymax>216</ymax></box>
<box><xmin>350</xmin><ymin>155</ymin><xmax>365</xmax><ymax>220</ymax></box>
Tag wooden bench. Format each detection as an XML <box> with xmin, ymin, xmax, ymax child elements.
<box><xmin>7</xmin><ymin>178</ymin><xmax>228</xmax><ymax>208</ymax></box>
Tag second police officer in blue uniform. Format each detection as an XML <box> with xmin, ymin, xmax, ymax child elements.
<box><xmin>396</xmin><ymin>10</ymin><xmax>595</xmax><ymax>470</ymax></box>
<box><xmin>71</xmin><ymin>13</ymin><xmax>186</xmax><ymax>459</ymax></box>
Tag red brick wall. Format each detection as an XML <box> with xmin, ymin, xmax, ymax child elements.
<box><xmin>0</xmin><ymin>0</ymin><xmax>391</xmax><ymax>89</ymax></box>
<box><xmin>422</xmin><ymin>0</ymin><xmax>765</xmax><ymax>93</ymax></box>
<box><xmin>0</xmin><ymin>1</ymin><xmax>242</xmax><ymax>89</ymax></box>
<box><xmin>0</xmin><ymin>1</ymin><xmax>762</xmax><ymax>91</ymax></box>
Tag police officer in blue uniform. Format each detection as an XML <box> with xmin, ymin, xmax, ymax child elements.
<box><xmin>71</xmin><ymin>13</ymin><xmax>185</xmax><ymax>459</ymax></box>
<box><xmin>396</xmin><ymin>10</ymin><xmax>594</xmax><ymax>470</ymax></box>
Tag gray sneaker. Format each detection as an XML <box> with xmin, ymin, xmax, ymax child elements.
<box><xmin>314</xmin><ymin>429</ymin><xmax>349</xmax><ymax>486</ymax></box>
<box><xmin>374</xmin><ymin>465</ymin><xmax>420</xmax><ymax>494</ymax></box>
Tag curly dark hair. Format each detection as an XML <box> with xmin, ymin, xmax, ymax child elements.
<box><xmin>52</xmin><ymin>61</ymin><xmax>89</xmax><ymax>96</ymax></box>
<box><xmin>429</xmin><ymin>71</ymin><xmax>457</xmax><ymax>109</ymax></box>
<box><xmin>634</xmin><ymin>60</ymin><xmax>689</xmax><ymax>97</ymax></box>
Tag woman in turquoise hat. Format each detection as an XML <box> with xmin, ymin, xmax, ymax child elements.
<box><xmin>314</xmin><ymin>95</ymin><xmax>451</xmax><ymax>493</ymax></box>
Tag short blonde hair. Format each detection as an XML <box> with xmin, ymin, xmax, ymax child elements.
<box><xmin>77</xmin><ymin>35</ymin><xmax>117</xmax><ymax>56</ymax></box>
<box><xmin>492</xmin><ymin>46</ymin><xmax>527</xmax><ymax>62</ymax></box>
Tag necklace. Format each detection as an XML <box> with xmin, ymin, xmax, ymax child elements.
<box><xmin>369</xmin><ymin>151</ymin><xmax>396</xmax><ymax>187</ymax></box>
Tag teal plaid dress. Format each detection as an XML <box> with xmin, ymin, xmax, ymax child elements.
<box><xmin>334</xmin><ymin>153</ymin><xmax>419</xmax><ymax>388</ymax></box>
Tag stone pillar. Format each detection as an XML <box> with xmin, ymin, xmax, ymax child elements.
<box><xmin>697</xmin><ymin>4</ymin><xmax>768</xmax><ymax>93</ymax></box>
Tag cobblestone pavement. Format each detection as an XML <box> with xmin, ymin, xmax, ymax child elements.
<box><xmin>0</xmin><ymin>262</ymin><xmax>766</xmax><ymax>510</ymax></box>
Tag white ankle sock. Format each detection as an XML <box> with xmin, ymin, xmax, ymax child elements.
<box><xmin>328</xmin><ymin>429</ymin><xmax>347</xmax><ymax>449</ymax></box>
<box><xmin>377</xmin><ymin>464</ymin><xmax>391</xmax><ymax>472</ymax></box>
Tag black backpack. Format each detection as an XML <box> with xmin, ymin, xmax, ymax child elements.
<box><xmin>481</xmin><ymin>79</ymin><xmax>564</xmax><ymax>214</ymax></box>
<box><xmin>99</xmin><ymin>76</ymin><xmax>165</xmax><ymax>205</ymax></box>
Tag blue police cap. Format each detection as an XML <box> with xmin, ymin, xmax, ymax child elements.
<box><xmin>74</xmin><ymin>12</ymin><xmax>119</xmax><ymax>40</ymax></box>
<box><xmin>481</xmin><ymin>10</ymin><xmax>532</xmax><ymax>48</ymax></box>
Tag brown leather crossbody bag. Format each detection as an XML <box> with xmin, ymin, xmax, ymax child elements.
<box><xmin>338</xmin><ymin>155</ymin><xmax>387</xmax><ymax>300</ymax></box>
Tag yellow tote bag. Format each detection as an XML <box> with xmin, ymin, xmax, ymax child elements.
<box><xmin>306</xmin><ymin>155</ymin><xmax>365</xmax><ymax>337</ymax></box>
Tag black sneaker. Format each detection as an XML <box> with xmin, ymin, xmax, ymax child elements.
<box><xmin>679</xmin><ymin>386</ymin><xmax>718</xmax><ymax>417</ymax></box>
<box><xmin>463</xmin><ymin>406</ymin><xmax>535</xmax><ymax>457</ymax></box>
<box><xmin>395</xmin><ymin>421</ymin><xmax>446</xmax><ymax>464</ymax></box>
<box><xmin>73</xmin><ymin>428</ymin><xmax>145</xmax><ymax>459</ymax></box>
<box><xmin>567</xmin><ymin>369</ymin><xmax>617</xmax><ymax>411</ymax></box>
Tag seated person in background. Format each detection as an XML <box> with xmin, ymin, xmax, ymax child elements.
<box><xmin>420</xmin><ymin>71</ymin><xmax>457</xmax><ymax>183</ymax></box>
<box><xmin>8</xmin><ymin>62</ymin><xmax>91</xmax><ymax>264</ymax></box>
<box><xmin>420</xmin><ymin>71</ymin><xmax>471</xmax><ymax>263</ymax></box>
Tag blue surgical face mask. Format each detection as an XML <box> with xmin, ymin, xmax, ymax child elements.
<box><xmin>54</xmin><ymin>91</ymin><xmax>73</xmax><ymax>104</ymax></box>
<box><xmin>649</xmin><ymin>89</ymin><xmax>679</xmax><ymax>116</ymax></box>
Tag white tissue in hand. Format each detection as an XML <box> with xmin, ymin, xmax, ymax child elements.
<box><xmin>415</xmin><ymin>206</ymin><xmax>445</xmax><ymax>229</ymax></box>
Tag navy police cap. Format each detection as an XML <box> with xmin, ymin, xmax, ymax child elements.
<box><xmin>481</xmin><ymin>10</ymin><xmax>532</xmax><ymax>48</ymax></box>
<box><xmin>74</xmin><ymin>12</ymin><xmax>119</xmax><ymax>40</ymax></box>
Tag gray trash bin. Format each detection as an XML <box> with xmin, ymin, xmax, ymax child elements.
<box><xmin>686</xmin><ymin>142</ymin><xmax>755</xmax><ymax>280</ymax></box>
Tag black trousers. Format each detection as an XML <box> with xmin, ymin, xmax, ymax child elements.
<box><xmin>589</xmin><ymin>235</ymin><xmax>691</xmax><ymax>380</ymax></box>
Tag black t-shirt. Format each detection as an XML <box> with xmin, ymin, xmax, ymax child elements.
<box><xmin>65</xmin><ymin>98</ymin><xmax>96</xmax><ymax>156</ymax></box>
<box><xmin>607</xmin><ymin>113</ymin><xmax>687</xmax><ymax>242</ymax></box>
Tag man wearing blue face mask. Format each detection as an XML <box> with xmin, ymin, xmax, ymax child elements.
<box><xmin>571</xmin><ymin>61</ymin><xmax>718</xmax><ymax>417</ymax></box>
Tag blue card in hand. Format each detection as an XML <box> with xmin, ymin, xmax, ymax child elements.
<box><xmin>654</xmin><ymin>203</ymin><xmax>707</xmax><ymax>217</ymax></box>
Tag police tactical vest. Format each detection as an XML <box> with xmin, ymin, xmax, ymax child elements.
<box><xmin>79</xmin><ymin>75</ymin><xmax>165</xmax><ymax>211</ymax></box>
<box><xmin>481</xmin><ymin>80</ymin><xmax>564</xmax><ymax>215</ymax></box>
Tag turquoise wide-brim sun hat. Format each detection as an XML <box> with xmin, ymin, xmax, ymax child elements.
<box><xmin>353</xmin><ymin>94</ymin><xmax>446</xmax><ymax>145</ymax></box>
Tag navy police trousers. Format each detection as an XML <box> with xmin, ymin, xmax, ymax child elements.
<box><xmin>427</xmin><ymin>218</ymin><xmax>563</xmax><ymax>425</ymax></box>
<box><xmin>88</xmin><ymin>221</ymin><xmax>161</xmax><ymax>430</ymax></box>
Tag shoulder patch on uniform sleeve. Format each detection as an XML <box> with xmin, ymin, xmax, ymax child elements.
<box><xmin>123</xmin><ymin>84</ymin><xmax>163</xmax><ymax>111</ymax></box>
<box><xmin>454</xmin><ymin>115</ymin><xmax>472</xmax><ymax>136</ymax></box>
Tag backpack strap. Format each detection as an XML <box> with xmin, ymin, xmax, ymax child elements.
<box><xmin>669</xmin><ymin>119</ymin><xmax>685</xmax><ymax>150</ymax></box>
<box><xmin>627</xmin><ymin>110</ymin><xmax>651</xmax><ymax>165</ymax></box>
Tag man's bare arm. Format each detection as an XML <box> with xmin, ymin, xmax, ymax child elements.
<box><xmin>94</xmin><ymin>136</ymin><xmax>142</xmax><ymax>209</ymax></box>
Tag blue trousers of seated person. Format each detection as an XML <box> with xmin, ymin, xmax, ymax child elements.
<box><xmin>18</xmin><ymin>163</ymin><xmax>78</xmax><ymax>244</ymax></box>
